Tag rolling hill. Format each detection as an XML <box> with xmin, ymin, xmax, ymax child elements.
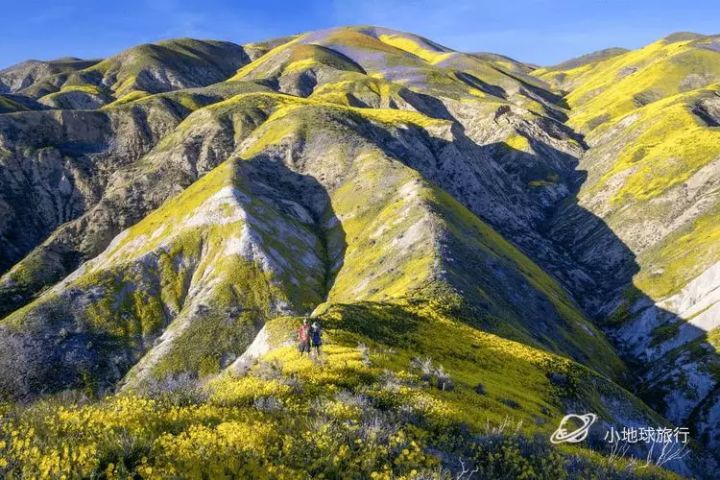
<box><xmin>1</xmin><ymin>26</ymin><xmax>719</xmax><ymax>479</ymax></box>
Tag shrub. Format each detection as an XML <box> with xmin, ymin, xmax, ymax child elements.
<box><xmin>468</xmin><ymin>434</ymin><xmax>567</xmax><ymax>480</ymax></box>
<box><xmin>410</xmin><ymin>357</ymin><xmax>454</xmax><ymax>391</ymax></box>
<box><xmin>141</xmin><ymin>372</ymin><xmax>208</xmax><ymax>405</ymax></box>
<box><xmin>336</xmin><ymin>389</ymin><xmax>370</xmax><ymax>408</ymax></box>
<box><xmin>411</xmin><ymin>356</ymin><xmax>435</xmax><ymax>382</ymax></box>
<box><xmin>254</xmin><ymin>359</ymin><xmax>285</xmax><ymax>381</ymax></box>
<box><xmin>433</xmin><ymin>365</ymin><xmax>454</xmax><ymax>392</ymax></box>
<box><xmin>358</xmin><ymin>342</ymin><xmax>372</xmax><ymax>366</ymax></box>
<box><xmin>253</xmin><ymin>395</ymin><xmax>284</xmax><ymax>412</ymax></box>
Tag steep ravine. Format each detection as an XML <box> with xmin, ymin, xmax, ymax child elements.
<box><xmin>538</xmin><ymin>80</ymin><xmax>720</xmax><ymax>455</ymax></box>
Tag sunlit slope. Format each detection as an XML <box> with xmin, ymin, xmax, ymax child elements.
<box><xmin>0</xmin><ymin>304</ymin><xmax>684</xmax><ymax>479</ymax></box>
<box><xmin>0</xmin><ymin>57</ymin><xmax>98</xmax><ymax>94</ymax></box>
<box><xmin>0</xmin><ymin>80</ymin><xmax>276</xmax><ymax>316</ymax></box>
<box><xmin>1</xmin><ymin>39</ymin><xmax>249</xmax><ymax>109</ymax></box>
<box><xmin>3</xmin><ymin>154</ymin><xmax>329</xmax><ymax>389</ymax></box>
<box><xmin>537</xmin><ymin>33</ymin><xmax>720</xmax><ymax>320</ymax></box>
<box><xmin>549</xmin><ymin>86</ymin><xmax>720</xmax><ymax>284</ymax></box>
<box><xmin>538</xmin><ymin>33</ymin><xmax>720</xmax><ymax>452</ymax></box>
<box><xmin>2</xmin><ymin>91</ymin><xmax>624</xmax><ymax>390</ymax></box>
<box><xmin>2</xmin><ymin>25</ymin><xmax>720</xmax><ymax>477</ymax></box>
<box><xmin>2</xmin><ymin>91</ymin><xmax>687</xmax><ymax>478</ymax></box>
<box><xmin>230</xmin><ymin>26</ymin><xmax>564</xmax><ymax>119</ymax></box>
<box><xmin>536</xmin><ymin>33</ymin><xmax>720</xmax><ymax>131</ymax></box>
<box><xmin>538</xmin><ymin>34</ymin><xmax>720</xmax><ymax>300</ymax></box>
<box><xmin>0</xmin><ymin>24</ymin><xmax>606</xmax><ymax>350</ymax></box>
<box><xmin>235</xmin><ymin>93</ymin><xmax>624</xmax><ymax>376</ymax></box>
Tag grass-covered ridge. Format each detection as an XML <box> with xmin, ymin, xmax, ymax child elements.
<box><xmin>0</xmin><ymin>303</ymin><xmax>680</xmax><ymax>479</ymax></box>
<box><xmin>582</xmin><ymin>87</ymin><xmax>720</xmax><ymax>205</ymax></box>
<box><xmin>534</xmin><ymin>32</ymin><xmax>720</xmax><ymax>460</ymax></box>
<box><xmin>3</xmin><ymin>25</ymin><xmax>720</xmax><ymax>478</ymax></box>
<box><xmin>535</xmin><ymin>34</ymin><xmax>720</xmax><ymax>132</ymax></box>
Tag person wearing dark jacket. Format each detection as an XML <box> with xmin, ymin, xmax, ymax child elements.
<box><xmin>310</xmin><ymin>321</ymin><xmax>322</xmax><ymax>357</ymax></box>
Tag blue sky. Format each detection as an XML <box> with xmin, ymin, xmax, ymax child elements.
<box><xmin>1</xmin><ymin>0</ymin><xmax>718</xmax><ymax>68</ymax></box>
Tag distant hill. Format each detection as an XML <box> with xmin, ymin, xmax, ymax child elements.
<box><xmin>1</xmin><ymin>26</ymin><xmax>719</xmax><ymax>479</ymax></box>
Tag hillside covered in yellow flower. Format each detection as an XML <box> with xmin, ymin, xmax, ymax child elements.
<box><xmin>1</xmin><ymin>26</ymin><xmax>720</xmax><ymax>478</ymax></box>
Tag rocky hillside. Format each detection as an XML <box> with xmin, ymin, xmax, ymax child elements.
<box><xmin>1</xmin><ymin>26</ymin><xmax>719</xmax><ymax>478</ymax></box>
<box><xmin>536</xmin><ymin>32</ymin><xmax>720</xmax><ymax>452</ymax></box>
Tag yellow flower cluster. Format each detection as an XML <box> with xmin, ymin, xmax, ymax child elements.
<box><xmin>1</xmin><ymin>423</ymin><xmax>99</xmax><ymax>479</ymax></box>
<box><xmin>143</xmin><ymin>421</ymin><xmax>282</xmax><ymax>479</ymax></box>
<box><xmin>0</xmin><ymin>372</ymin><xmax>436</xmax><ymax>480</ymax></box>
<box><xmin>0</xmin><ymin>395</ymin><xmax>257</xmax><ymax>479</ymax></box>
<box><xmin>209</xmin><ymin>375</ymin><xmax>292</xmax><ymax>406</ymax></box>
<box><xmin>265</xmin><ymin>344</ymin><xmax>371</xmax><ymax>387</ymax></box>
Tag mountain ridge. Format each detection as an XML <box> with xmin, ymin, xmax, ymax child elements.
<box><xmin>1</xmin><ymin>26</ymin><xmax>719</xmax><ymax>478</ymax></box>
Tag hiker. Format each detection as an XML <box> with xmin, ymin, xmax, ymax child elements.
<box><xmin>310</xmin><ymin>321</ymin><xmax>322</xmax><ymax>357</ymax></box>
<box><xmin>297</xmin><ymin>318</ymin><xmax>311</xmax><ymax>355</ymax></box>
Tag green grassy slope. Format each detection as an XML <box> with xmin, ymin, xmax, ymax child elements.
<box><xmin>536</xmin><ymin>33</ymin><xmax>720</xmax><ymax>455</ymax></box>
<box><xmin>0</xmin><ymin>27</ymin><xmax>717</xmax><ymax>478</ymax></box>
<box><xmin>11</xmin><ymin>39</ymin><xmax>250</xmax><ymax>108</ymax></box>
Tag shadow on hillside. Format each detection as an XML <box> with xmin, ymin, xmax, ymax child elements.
<box><xmin>338</xmin><ymin>105</ymin><xmax>719</xmax><ymax>466</ymax></box>
<box><xmin>237</xmin><ymin>152</ymin><xmax>347</xmax><ymax>306</ymax></box>
<box><xmin>0</xmin><ymin>151</ymin><xmax>348</xmax><ymax>401</ymax></box>
<box><xmin>320</xmin><ymin>301</ymin><xmax>423</xmax><ymax>348</ymax></box>
<box><xmin>0</xmin><ymin>99</ymin><xmax>213</xmax><ymax>320</ymax></box>
<box><xmin>454</xmin><ymin>71</ymin><xmax>508</xmax><ymax>99</ymax></box>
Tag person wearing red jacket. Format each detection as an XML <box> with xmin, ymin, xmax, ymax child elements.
<box><xmin>297</xmin><ymin>318</ymin><xmax>311</xmax><ymax>355</ymax></box>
